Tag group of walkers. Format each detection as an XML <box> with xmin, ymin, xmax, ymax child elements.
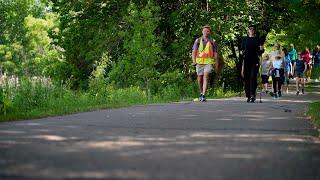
<box><xmin>260</xmin><ymin>44</ymin><xmax>319</xmax><ymax>98</ymax></box>
<box><xmin>241</xmin><ymin>25</ymin><xmax>319</xmax><ymax>102</ymax></box>
<box><xmin>192</xmin><ymin>24</ymin><xmax>320</xmax><ymax>102</ymax></box>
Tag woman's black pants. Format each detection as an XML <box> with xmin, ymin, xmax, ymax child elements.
<box><xmin>272</xmin><ymin>69</ymin><xmax>284</xmax><ymax>93</ymax></box>
<box><xmin>244</xmin><ymin>65</ymin><xmax>259</xmax><ymax>98</ymax></box>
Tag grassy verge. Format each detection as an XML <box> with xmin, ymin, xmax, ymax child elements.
<box><xmin>0</xmin><ymin>86</ymin><xmax>166</xmax><ymax>121</ymax></box>
<box><xmin>308</xmin><ymin>101</ymin><xmax>320</xmax><ymax>131</ymax></box>
<box><xmin>0</xmin><ymin>77</ymin><xmax>236</xmax><ymax>122</ymax></box>
<box><xmin>306</xmin><ymin>75</ymin><xmax>320</xmax><ymax>133</ymax></box>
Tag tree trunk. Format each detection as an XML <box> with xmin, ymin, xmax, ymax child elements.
<box><xmin>200</xmin><ymin>0</ymin><xmax>208</xmax><ymax>11</ymax></box>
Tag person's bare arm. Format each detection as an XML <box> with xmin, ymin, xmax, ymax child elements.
<box><xmin>241</xmin><ymin>60</ymin><xmax>244</xmax><ymax>78</ymax></box>
<box><xmin>268</xmin><ymin>61</ymin><xmax>273</xmax><ymax>76</ymax></box>
<box><xmin>281</xmin><ymin>52</ymin><xmax>286</xmax><ymax>69</ymax></box>
<box><xmin>215</xmin><ymin>51</ymin><xmax>219</xmax><ymax>71</ymax></box>
<box><xmin>192</xmin><ymin>50</ymin><xmax>197</xmax><ymax>66</ymax></box>
<box><xmin>304</xmin><ymin>62</ymin><xmax>308</xmax><ymax>73</ymax></box>
<box><xmin>192</xmin><ymin>39</ymin><xmax>198</xmax><ymax>66</ymax></box>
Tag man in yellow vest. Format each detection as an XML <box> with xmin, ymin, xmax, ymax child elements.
<box><xmin>192</xmin><ymin>25</ymin><xmax>219</xmax><ymax>102</ymax></box>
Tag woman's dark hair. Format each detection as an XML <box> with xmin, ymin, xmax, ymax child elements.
<box><xmin>282</xmin><ymin>48</ymin><xmax>288</xmax><ymax>56</ymax></box>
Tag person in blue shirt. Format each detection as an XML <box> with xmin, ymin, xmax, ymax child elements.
<box><xmin>295</xmin><ymin>52</ymin><xmax>307</xmax><ymax>95</ymax></box>
<box><xmin>282</xmin><ymin>48</ymin><xmax>292</xmax><ymax>94</ymax></box>
<box><xmin>288</xmin><ymin>44</ymin><xmax>297</xmax><ymax>68</ymax></box>
<box><xmin>312</xmin><ymin>44</ymin><xmax>320</xmax><ymax>68</ymax></box>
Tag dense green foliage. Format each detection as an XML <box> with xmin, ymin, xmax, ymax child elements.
<box><xmin>0</xmin><ymin>0</ymin><xmax>319</xmax><ymax>120</ymax></box>
<box><xmin>109</xmin><ymin>1</ymin><xmax>162</xmax><ymax>91</ymax></box>
<box><xmin>0</xmin><ymin>0</ymin><xmax>66</xmax><ymax>77</ymax></box>
<box><xmin>2</xmin><ymin>0</ymin><xmax>319</xmax><ymax>87</ymax></box>
<box><xmin>311</xmin><ymin>67</ymin><xmax>320</xmax><ymax>80</ymax></box>
<box><xmin>48</xmin><ymin>0</ymin><xmax>320</xmax><ymax>89</ymax></box>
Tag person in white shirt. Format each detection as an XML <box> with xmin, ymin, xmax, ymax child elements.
<box><xmin>260</xmin><ymin>53</ymin><xmax>271</xmax><ymax>93</ymax></box>
<box><xmin>269</xmin><ymin>43</ymin><xmax>284</xmax><ymax>98</ymax></box>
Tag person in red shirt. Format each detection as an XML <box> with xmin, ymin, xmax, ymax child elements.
<box><xmin>301</xmin><ymin>47</ymin><xmax>312</xmax><ymax>81</ymax></box>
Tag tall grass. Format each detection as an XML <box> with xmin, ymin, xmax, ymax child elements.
<box><xmin>307</xmin><ymin>67</ymin><xmax>320</xmax><ymax>131</ymax></box>
<box><xmin>0</xmin><ymin>75</ymin><xmax>236</xmax><ymax>121</ymax></box>
<box><xmin>0</xmin><ymin>76</ymin><xmax>152</xmax><ymax>121</ymax></box>
<box><xmin>311</xmin><ymin>67</ymin><xmax>320</xmax><ymax>80</ymax></box>
<box><xmin>308</xmin><ymin>101</ymin><xmax>320</xmax><ymax>129</ymax></box>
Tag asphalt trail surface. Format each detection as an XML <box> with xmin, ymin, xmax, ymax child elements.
<box><xmin>0</xmin><ymin>83</ymin><xmax>320</xmax><ymax>180</ymax></box>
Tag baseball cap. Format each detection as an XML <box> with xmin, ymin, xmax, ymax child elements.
<box><xmin>248</xmin><ymin>24</ymin><xmax>256</xmax><ymax>30</ymax></box>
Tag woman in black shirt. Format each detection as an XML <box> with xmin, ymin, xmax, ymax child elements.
<box><xmin>241</xmin><ymin>25</ymin><xmax>264</xmax><ymax>103</ymax></box>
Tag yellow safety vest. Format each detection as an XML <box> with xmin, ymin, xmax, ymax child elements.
<box><xmin>196</xmin><ymin>37</ymin><xmax>215</xmax><ymax>65</ymax></box>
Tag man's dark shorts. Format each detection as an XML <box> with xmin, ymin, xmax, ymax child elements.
<box><xmin>261</xmin><ymin>75</ymin><xmax>269</xmax><ymax>84</ymax></box>
<box><xmin>295</xmin><ymin>71</ymin><xmax>304</xmax><ymax>78</ymax></box>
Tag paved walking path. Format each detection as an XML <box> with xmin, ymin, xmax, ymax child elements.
<box><xmin>0</xmin><ymin>82</ymin><xmax>319</xmax><ymax>180</ymax></box>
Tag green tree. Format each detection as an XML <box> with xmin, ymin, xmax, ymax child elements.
<box><xmin>51</xmin><ymin>0</ymin><xmax>130</xmax><ymax>89</ymax></box>
<box><xmin>0</xmin><ymin>0</ymin><xmax>50</xmax><ymax>75</ymax></box>
<box><xmin>49</xmin><ymin>0</ymin><xmax>320</xmax><ymax>91</ymax></box>
<box><xmin>109</xmin><ymin>0</ymin><xmax>162</xmax><ymax>95</ymax></box>
<box><xmin>277</xmin><ymin>0</ymin><xmax>320</xmax><ymax>50</ymax></box>
<box><xmin>23</xmin><ymin>13</ymin><xmax>58</xmax><ymax>75</ymax></box>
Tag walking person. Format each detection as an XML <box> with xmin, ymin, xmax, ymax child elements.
<box><xmin>270</xmin><ymin>43</ymin><xmax>282</xmax><ymax>61</ymax></box>
<box><xmin>241</xmin><ymin>25</ymin><xmax>264</xmax><ymax>103</ymax></box>
<box><xmin>192</xmin><ymin>25</ymin><xmax>219</xmax><ymax>102</ymax></box>
<box><xmin>268</xmin><ymin>43</ymin><xmax>284</xmax><ymax>98</ymax></box>
<box><xmin>301</xmin><ymin>47</ymin><xmax>312</xmax><ymax>81</ymax></box>
<box><xmin>282</xmin><ymin>48</ymin><xmax>292</xmax><ymax>94</ymax></box>
<box><xmin>269</xmin><ymin>51</ymin><xmax>284</xmax><ymax>98</ymax></box>
<box><xmin>289</xmin><ymin>43</ymin><xmax>298</xmax><ymax>68</ymax></box>
<box><xmin>312</xmin><ymin>44</ymin><xmax>320</xmax><ymax>68</ymax></box>
<box><xmin>260</xmin><ymin>53</ymin><xmax>271</xmax><ymax>93</ymax></box>
<box><xmin>295</xmin><ymin>52</ymin><xmax>308</xmax><ymax>95</ymax></box>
